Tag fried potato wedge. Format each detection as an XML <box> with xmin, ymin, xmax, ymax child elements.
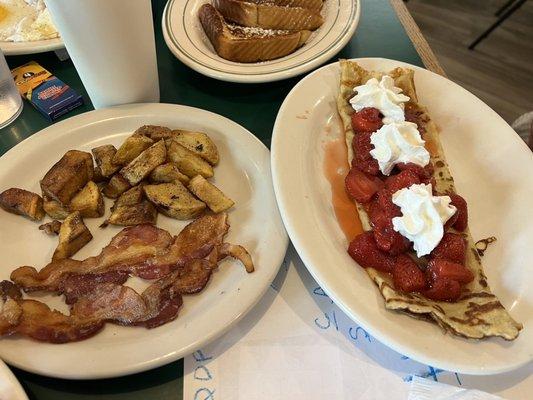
<box><xmin>144</xmin><ymin>182</ymin><xmax>206</xmax><ymax>220</ymax></box>
<box><xmin>187</xmin><ymin>175</ymin><xmax>234</xmax><ymax>213</ymax></box>
<box><xmin>112</xmin><ymin>184</ymin><xmax>145</xmax><ymax>209</ymax></box>
<box><xmin>120</xmin><ymin>140</ymin><xmax>167</xmax><ymax>186</ymax></box>
<box><xmin>39</xmin><ymin>220</ymin><xmax>62</xmax><ymax>235</ymax></box>
<box><xmin>167</xmin><ymin>141</ymin><xmax>214</xmax><ymax>179</ymax></box>
<box><xmin>112</xmin><ymin>135</ymin><xmax>154</xmax><ymax>166</ymax></box>
<box><xmin>0</xmin><ymin>188</ymin><xmax>45</xmax><ymax>221</ymax></box>
<box><xmin>69</xmin><ymin>181</ymin><xmax>104</xmax><ymax>218</ymax></box>
<box><xmin>40</xmin><ymin>150</ymin><xmax>94</xmax><ymax>205</ymax></box>
<box><xmin>102</xmin><ymin>174</ymin><xmax>131</xmax><ymax>199</ymax></box>
<box><xmin>172</xmin><ymin>130</ymin><xmax>219</xmax><ymax>165</ymax></box>
<box><xmin>106</xmin><ymin>201</ymin><xmax>157</xmax><ymax>226</ymax></box>
<box><xmin>52</xmin><ymin>211</ymin><xmax>93</xmax><ymax>260</ymax></box>
<box><xmin>92</xmin><ymin>145</ymin><xmax>120</xmax><ymax>178</ymax></box>
<box><xmin>43</xmin><ymin>196</ymin><xmax>70</xmax><ymax>220</ymax></box>
<box><xmin>133</xmin><ymin>125</ymin><xmax>174</xmax><ymax>141</ymax></box>
<box><xmin>149</xmin><ymin>163</ymin><xmax>190</xmax><ymax>185</ymax></box>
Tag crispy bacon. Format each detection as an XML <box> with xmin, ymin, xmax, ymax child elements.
<box><xmin>0</xmin><ymin>281</ymin><xmax>103</xmax><ymax>343</ymax></box>
<box><xmin>11</xmin><ymin>213</ymin><xmax>230</xmax><ymax>293</ymax></box>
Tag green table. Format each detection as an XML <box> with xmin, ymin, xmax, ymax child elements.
<box><xmin>1</xmin><ymin>1</ymin><xmax>425</xmax><ymax>398</ymax></box>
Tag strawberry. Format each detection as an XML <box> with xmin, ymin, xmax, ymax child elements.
<box><xmin>369</xmin><ymin>193</ymin><xmax>410</xmax><ymax>255</ymax></box>
<box><xmin>345</xmin><ymin>167</ymin><xmax>381</xmax><ymax>203</ymax></box>
<box><xmin>449</xmin><ymin>193</ymin><xmax>468</xmax><ymax>231</ymax></box>
<box><xmin>431</xmin><ymin>233</ymin><xmax>466</xmax><ymax>264</ymax></box>
<box><xmin>351</xmin><ymin>131</ymin><xmax>380</xmax><ymax>176</ymax></box>
<box><xmin>392</xmin><ymin>254</ymin><xmax>427</xmax><ymax>293</ymax></box>
<box><xmin>396</xmin><ymin>162</ymin><xmax>434</xmax><ymax>183</ymax></box>
<box><xmin>424</xmin><ymin>278</ymin><xmax>461</xmax><ymax>302</ymax></box>
<box><xmin>384</xmin><ymin>169</ymin><xmax>420</xmax><ymax>193</ymax></box>
<box><xmin>347</xmin><ymin>232</ymin><xmax>394</xmax><ymax>273</ymax></box>
<box><xmin>427</xmin><ymin>259</ymin><xmax>474</xmax><ymax>284</ymax></box>
<box><xmin>351</xmin><ymin>107</ymin><xmax>383</xmax><ymax>134</ymax></box>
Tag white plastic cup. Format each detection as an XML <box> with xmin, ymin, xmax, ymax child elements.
<box><xmin>45</xmin><ymin>0</ymin><xmax>160</xmax><ymax>109</ymax></box>
<box><xmin>0</xmin><ymin>50</ymin><xmax>23</xmax><ymax>129</ymax></box>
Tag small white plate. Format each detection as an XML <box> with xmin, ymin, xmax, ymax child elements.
<box><xmin>271</xmin><ymin>58</ymin><xmax>533</xmax><ymax>375</ymax></box>
<box><xmin>162</xmin><ymin>0</ymin><xmax>360</xmax><ymax>83</ymax></box>
<box><xmin>1</xmin><ymin>37</ymin><xmax>63</xmax><ymax>55</ymax></box>
<box><xmin>0</xmin><ymin>103</ymin><xmax>288</xmax><ymax>379</ymax></box>
<box><xmin>0</xmin><ymin>361</ymin><xmax>28</xmax><ymax>400</ymax></box>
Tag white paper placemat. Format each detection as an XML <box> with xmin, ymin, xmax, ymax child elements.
<box><xmin>184</xmin><ymin>246</ymin><xmax>532</xmax><ymax>400</ymax></box>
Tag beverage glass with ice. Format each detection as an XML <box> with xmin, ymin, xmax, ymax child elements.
<box><xmin>0</xmin><ymin>51</ymin><xmax>23</xmax><ymax>129</ymax></box>
<box><xmin>45</xmin><ymin>0</ymin><xmax>160</xmax><ymax>109</ymax></box>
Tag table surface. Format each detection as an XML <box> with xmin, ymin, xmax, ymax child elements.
<box><xmin>0</xmin><ymin>0</ymin><xmax>430</xmax><ymax>398</ymax></box>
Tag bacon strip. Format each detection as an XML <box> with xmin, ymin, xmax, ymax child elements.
<box><xmin>0</xmin><ymin>281</ymin><xmax>103</xmax><ymax>343</ymax></box>
<box><xmin>11</xmin><ymin>213</ymin><xmax>229</xmax><ymax>293</ymax></box>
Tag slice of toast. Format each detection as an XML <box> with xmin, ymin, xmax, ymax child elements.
<box><xmin>240</xmin><ymin>0</ymin><xmax>324</xmax><ymax>10</ymax></box>
<box><xmin>199</xmin><ymin>4</ymin><xmax>311</xmax><ymax>63</ymax></box>
<box><xmin>213</xmin><ymin>0</ymin><xmax>324</xmax><ymax>31</ymax></box>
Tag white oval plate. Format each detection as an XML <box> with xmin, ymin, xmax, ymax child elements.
<box><xmin>1</xmin><ymin>37</ymin><xmax>63</xmax><ymax>55</ymax></box>
<box><xmin>0</xmin><ymin>103</ymin><xmax>288</xmax><ymax>379</ymax></box>
<box><xmin>0</xmin><ymin>361</ymin><xmax>27</xmax><ymax>400</ymax></box>
<box><xmin>162</xmin><ymin>0</ymin><xmax>360</xmax><ymax>83</ymax></box>
<box><xmin>271</xmin><ymin>58</ymin><xmax>533</xmax><ymax>375</ymax></box>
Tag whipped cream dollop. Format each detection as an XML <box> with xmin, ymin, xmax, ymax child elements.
<box><xmin>369</xmin><ymin>121</ymin><xmax>430</xmax><ymax>175</ymax></box>
<box><xmin>392</xmin><ymin>183</ymin><xmax>457</xmax><ymax>257</ymax></box>
<box><xmin>349</xmin><ymin>75</ymin><xmax>410</xmax><ymax>124</ymax></box>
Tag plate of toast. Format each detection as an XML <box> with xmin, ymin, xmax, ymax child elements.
<box><xmin>162</xmin><ymin>0</ymin><xmax>360</xmax><ymax>83</ymax></box>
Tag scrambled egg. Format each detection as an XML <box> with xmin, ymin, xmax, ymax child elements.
<box><xmin>0</xmin><ymin>0</ymin><xmax>58</xmax><ymax>42</ymax></box>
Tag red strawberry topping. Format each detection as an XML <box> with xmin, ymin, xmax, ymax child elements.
<box><xmin>449</xmin><ymin>193</ymin><xmax>468</xmax><ymax>231</ymax></box>
<box><xmin>392</xmin><ymin>254</ymin><xmax>427</xmax><ymax>293</ymax></box>
<box><xmin>427</xmin><ymin>259</ymin><xmax>474</xmax><ymax>284</ymax></box>
<box><xmin>431</xmin><ymin>233</ymin><xmax>466</xmax><ymax>264</ymax></box>
<box><xmin>351</xmin><ymin>131</ymin><xmax>380</xmax><ymax>176</ymax></box>
<box><xmin>424</xmin><ymin>277</ymin><xmax>462</xmax><ymax>302</ymax></box>
<box><xmin>350</xmin><ymin>107</ymin><xmax>384</xmax><ymax>134</ymax></box>
<box><xmin>384</xmin><ymin>169</ymin><xmax>421</xmax><ymax>193</ymax></box>
<box><xmin>345</xmin><ymin>167</ymin><xmax>382</xmax><ymax>204</ymax></box>
<box><xmin>347</xmin><ymin>232</ymin><xmax>394</xmax><ymax>273</ymax></box>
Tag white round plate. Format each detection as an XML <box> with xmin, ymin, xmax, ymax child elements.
<box><xmin>0</xmin><ymin>361</ymin><xmax>27</xmax><ymax>400</ymax></box>
<box><xmin>1</xmin><ymin>37</ymin><xmax>63</xmax><ymax>55</ymax></box>
<box><xmin>162</xmin><ymin>0</ymin><xmax>360</xmax><ymax>83</ymax></box>
<box><xmin>271</xmin><ymin>58</ymin><xmax>533</xmax><ymax>375</ymax></box>
<box><xmin>0</xmin><ymin>103</ymin><xmax>288</xmax><ymax>379</ymax></box>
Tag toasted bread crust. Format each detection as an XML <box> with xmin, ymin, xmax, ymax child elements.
<box><xmin>199</xmin><ymin>4</ymin><xmax>311</xmax><ymax>62</ymax></box>
<box><xmin>213</xmin><ymin>0</ymin><xmax>323</xmax><ymax>30</ymax></box>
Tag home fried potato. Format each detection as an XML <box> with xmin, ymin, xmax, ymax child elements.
<box><xmin>0</xmin><ymin>188</ymin><xmax>45</xmax><ymax>221</ymax></box>
<box><xmin>92</xmin><ymin>167</ymin><xmax>106</xmax><ymax>183</ymax></box>
<box><xmin>172</xmin><ymin>130</ymin><xmax>219</xmax><ymax>165</ymax></box>
<box><xmin>187</xmin><ymin>175</ymin><xmax>234</xmax><ymax>213</ymax></box>
<box><xmin>112</xmin><ymin>185</ymin><xmax>145</xmax><ymax>209</ymax></box>
<box><xmin>43</xmin><ymin>196</ymin><xmax>70</xmax><ymax>220</ymax></box>
<box><xmin>112</xmin><ymin>135</ymin><xmax>154</xmax><ymax>166</ymax></box>
<box><xmin>39</xmin><ymin>220</ymin><xmax>62</xmax><ymax>235</ymax></box>
<box><xmin>92</xmin><ymin>145</ymin><xmax>120</xmax><ymax>178</ymax></box>
<box><xmin>120</xmin><ymin>140</ymin><xmax>167</xmax><ymax>186</ymax></box>
<box><xmin>102</xmin><ymin>174</ymin><xmax>131</xmax><ymax>199</ymax></box>
<box><xmin>106</xmin><ymin>201</ymin><xmax>157</xmax><ymax>226</ymax></box>
<box><xmin>40</xmin><ymin>150</ymin><xmax>94</xmax><ymax>205</ymax></box>
<box><xmin>52</xmin><ymin>211</ymin><xmax>93</xmax><ymax>260</ymax></box>
<box><xmin>167</xmin><ymin>141</ymin><xmax>213</xmax><ymax>179</ymax></box>
<box><xmin>133</xmin><ymin>125</ymin><xmax>174</xmax><ymax>141</ymax></box>
<box><xmin>149</xmin><ymin>163</ymin><xmax>189</xmax><ymax>184</ymax></box>
<box><xmin>144</xmin><ymin>182</ymin><xmax>206</xmax><ymax>220</ymax></box>
<box><xmin>69</xmin><ymin>181</ymin><xmax>104</xmax><ymax>218</ymax></box>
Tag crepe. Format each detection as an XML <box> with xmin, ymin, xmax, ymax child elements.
<box><xmin>336</xmin><ymin>60</ymin><xmax>522</xmax><ymax>340</ymax></box>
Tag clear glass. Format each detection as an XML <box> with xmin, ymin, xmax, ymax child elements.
<box><xmin>0</xmin><ymin>50</ymin><xmax>23</xmax><ymax>129</ymax></box>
